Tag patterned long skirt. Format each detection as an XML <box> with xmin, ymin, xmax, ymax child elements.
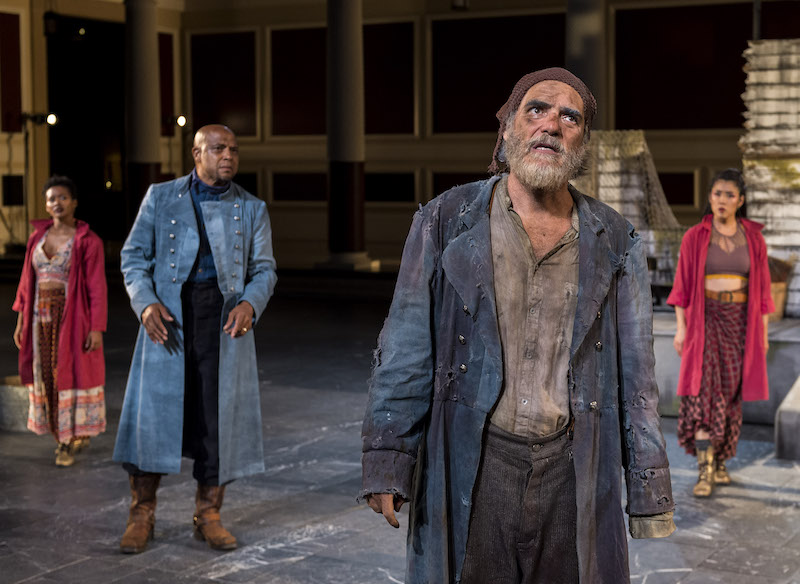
<box><xmin>27</xmin><ymin>287</ymin><xmax>106</xmax><ymax>443</ymax></box>
<box><xmin>677</xmin><ymin>298</ymin><xmax>747</xmax><ymax>460</ymax></box>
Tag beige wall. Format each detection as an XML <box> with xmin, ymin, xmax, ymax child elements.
<box><xmin>1</xmin><ymin>0</ymin><xmax>770</xmax><ymax>264</ymax></box>
<box><xmin>179</xmin><ymin>0</ymin><xmax>752</xmax><ymax>267</ymax></box>
<box><xmin>0</xmin><ymin>0</ymin><xmax>183</xmax><ymax>253</ymax></box>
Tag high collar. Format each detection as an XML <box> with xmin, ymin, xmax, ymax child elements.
<box><xmin>190</xmin><ymin>168</ymin><xmax>231</xmax><ymax>195</ymax></box>
<box><xmin>31</xmin><ymin>218</ymin><xmax>90</xmax><ymax>238</ymax></box>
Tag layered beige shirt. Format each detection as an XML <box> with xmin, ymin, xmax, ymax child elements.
<box><xmin>489</xmin><ymin>176</ymin><xmax>580</xmax><ymax>437</ymax></box>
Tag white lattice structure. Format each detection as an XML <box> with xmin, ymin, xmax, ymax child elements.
<box><xmin>740</xmin><ymin>39</ymin><xmax>800</xmax><ymax>317</ymax></box>
<box><xmin>571</xmin><ymin>130</ymin><xmax>685</xmax><ymax>287</ymax></box>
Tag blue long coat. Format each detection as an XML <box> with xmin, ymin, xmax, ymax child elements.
<box><xmin>113</xmin><ymin>175</ymin><xmax>277</xmax><ymax>483</ymax></box>
<box><xmin>361</xmin><ymin>176</ymin><xmax>674</xmax><ymax>583</ymax></box>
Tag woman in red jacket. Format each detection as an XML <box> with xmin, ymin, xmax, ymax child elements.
<box><xmin>668</xmin><ymin>168</ymin><xmax>773</xmax><ymax>497</ymax></box>
<box><xmin>12</xmin><ymin>175</ymin><xmax>107</xmax><ymax>467</ymax></box>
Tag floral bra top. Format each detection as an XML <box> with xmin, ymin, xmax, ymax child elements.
<box><xmin>33</xmin><ymin>230</ymin><xmax>73</xmax><ymax>286</ymax></box>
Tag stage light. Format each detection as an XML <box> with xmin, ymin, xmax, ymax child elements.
<box><xmin>176</xmin><ymin>115</ymin><xmax>187</xmax><ymax>127</ymax></box>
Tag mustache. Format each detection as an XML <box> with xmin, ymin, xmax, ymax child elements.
<box><xmin>526</xmin><ymin>135</ymin><xmax>564</xmax><ymax>153</ymax></box>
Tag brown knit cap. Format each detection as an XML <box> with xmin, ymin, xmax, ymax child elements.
<box><xmin>488</xmin><ymin>67</ymin><xmax>597</xmax><ymax>175</ymax></box>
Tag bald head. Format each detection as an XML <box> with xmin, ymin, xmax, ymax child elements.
<box><xmin>192</xmin><ymin>124</ymin><xmax>239</xmax><ymax>186</ymax></box>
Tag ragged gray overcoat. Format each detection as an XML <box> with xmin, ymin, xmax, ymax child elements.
<box><xmin>361</xmin><ymin>175</ymin><xmax>674</xmax><ymax>583</ymax></box>
<box><xmin>113</xmin><ymin>175</ymin><xmax>277</xmax><ymax>483</ymax></box>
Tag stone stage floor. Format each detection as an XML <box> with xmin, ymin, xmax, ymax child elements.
<box><xmin>1</xmin><ymin>277</ymin><xmax>799</xmax><ymax>584</ymax></box>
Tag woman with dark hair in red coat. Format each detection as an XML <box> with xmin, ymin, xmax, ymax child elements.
<box><xmin>12</xmin><ymin>175</ymin><xmax>107</xmax><ymax>467</ymax></box>
<box><xmin>668</xmin><ymin>168</ymin><xmax>773</xmax><ymax>497</ymax></box>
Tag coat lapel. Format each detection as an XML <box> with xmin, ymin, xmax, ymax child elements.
<box><xmin>441</xmin><ymin>178</ymin><xmax>503</xmax><ymax>370</ymax></box>
<box><xmin>570</xmin><ymin>190</ymin><xmax>622</xmax><ymax>357</ymax></box>
<box><xmin>440</xmin><ymin>181</ymin><xmax>622</xmax><ymax>371</ymax></box>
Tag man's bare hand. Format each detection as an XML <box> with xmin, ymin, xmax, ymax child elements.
<box><xmin>366</xmin><ymin>493</ymin><xmax>405</xmax><ymax>528</ymax></box>
<box><xmin>223</xmin><ymin>301</ymin><xmax>255</xmax><ymax>338</ymax></box>
<box><xmin>141</xmin><ymin>303</ymin><xmax>174</xmax><ymax>344</ymax></box>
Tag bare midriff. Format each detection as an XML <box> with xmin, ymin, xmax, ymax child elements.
<box><xmin>38</xmin><ymin>278</ymin><xmax>67</xmax><ymax>291</ymax></box>
<box><xmin>705</xmin><ymin>274</ymin><xmax>747</xmax><ymax>293</ymax></box>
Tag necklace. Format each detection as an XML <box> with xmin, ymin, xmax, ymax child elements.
<box><xmin>711</xmin><ymin>222</ymin><xmax>746</xmax><ymax>254</ymax></box>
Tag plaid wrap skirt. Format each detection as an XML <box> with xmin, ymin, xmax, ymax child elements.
<box><xmin>677</xmin><ymin>297</ymin><xmax>747</xmax><ymax>460</ymax></box>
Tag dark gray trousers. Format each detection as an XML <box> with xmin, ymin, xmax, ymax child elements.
<box><xmin>180</xmin><ymin>281</ymin><xmax>223</xmax><ymax>485</ymax></box>
<box><xmin>460</xmin><ymin>423</ymin><xmax>579</xmax><ymax>584</ymax></box>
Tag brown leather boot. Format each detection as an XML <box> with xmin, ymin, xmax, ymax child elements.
<box><xmin>193</xmin><ymin>484</ymin><xmax>237</xmax><ymax>550</ymax></box>
<box><xmin>120</xmin><ymin>474</ymin><xmax>161</xmax><ymax>553</ymax></box>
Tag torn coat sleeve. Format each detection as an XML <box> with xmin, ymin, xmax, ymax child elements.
<box><xmin>616</xmin><ymin>231</ymin><xmax>676</xmax><ymax>524</ymax></box>
<box><xmin>360</xmin><ymin>205</ymin><xmax>440</xmax><ymax>502</ymax></box>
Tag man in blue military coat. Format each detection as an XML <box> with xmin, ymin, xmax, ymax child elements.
<box><xmin>114</xmin><ymin>124</ymin><xmax>277</xmax><ymax>553</ymax></box>
<box><xmin>361</xmin><ymin>68</ymin><xmax>676</xmax><ymax>583</ymax></box>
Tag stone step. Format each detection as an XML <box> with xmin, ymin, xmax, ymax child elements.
<box><xmin>0</xmin><ymin>376</ymin><xmax>27</xmax><ymax>432</ymax></box>
<box><xmin>775</xmin><ymin>375</ymin><xmax>800</xmax><ymax>461</ymax></box>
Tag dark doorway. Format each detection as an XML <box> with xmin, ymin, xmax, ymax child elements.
<box><xmin>46</xmin><ymin>12</ymin><xmax>125</xmax><ymax>243</ymax></box>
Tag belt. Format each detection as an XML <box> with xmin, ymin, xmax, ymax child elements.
<box><xmin>487</xmin><ymin>417</ymin><xmax>574</xmax><ymax>446</ymax></box>
<box><xmin>705</xmin><ymin>289</ymin><xmax>747</xmax><ymax>303</ymax></box>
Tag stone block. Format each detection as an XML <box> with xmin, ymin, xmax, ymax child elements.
<box><xmin>743</xmin><ymin>128</ymin><xmax>799</xmax><ymax>145</ymax></box>
<box><xmin>743</xmin><ymin>85</ymin><xmax>800</xmax><ymax>101</ymax></box>
<box><xmin>749</xmin><ymin>202</ymin><xmax>800</xmax><ymax>221</ymax></box>
<box><xmin>775</xmin><ymin>375</ymin><xmax>800</xmax><ymax>461</ymax></box>
<box><xmin>747</xmin><ymin>69</ymin><xmax>800</xmax><ymax>84</ymax></box>
<box><xmin>740</xmin><ymin>143</ymin><xmax>800</xmax><ymax>158</ymax></box>
<box><xmin>743</xmin><ymin>112</ymin><xmax>800</xmax><ymax>129</ymax></box>
<box><xmin>745</xmin><ymin>38</ymin><xmax>800</xmax><ymax>56</ymax></box>
<box><xmin>0</xmin><ymin>375</ymin><xmax>28</xmax><ymax>432</ymax></box>
<box><xmin>744</xmin><ymin>52</ymin><xmax>800</xmax><ymax>70</ymax></box>
<box><xmin>742</xmin><ymin>99</ymin><xmax>800</xmax><ymax>115</ymax></box>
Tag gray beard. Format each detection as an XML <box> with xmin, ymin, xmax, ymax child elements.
<box><xmin>505</xmin><ymin>132</ymin><xmax>587</xmax><ymax>193</ymax></box>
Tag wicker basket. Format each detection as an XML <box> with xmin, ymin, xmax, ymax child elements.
<box><xmin>769</xmin><ymin>282</ymin><xmax>788</xmax><ymax>322</ymax></box>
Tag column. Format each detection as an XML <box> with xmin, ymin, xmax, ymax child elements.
<box><xmin>566</xmin><ymin>0</ymin><xmax>608</xmax><ymax>130</ymax></box>
<box><xmin>124</xmin><ymin>0</ymin><xmax>161</xmax><ymax>228</ymax></box>
<box><xmin>323</xmin><ymin>0</ymin><xmax>377</xmax><ymax>270</ymax></box>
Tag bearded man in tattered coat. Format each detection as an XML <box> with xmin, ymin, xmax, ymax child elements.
<box><xmin>360</xmin><ymin>68</ymin><xmax>676</xmax><ymax>584</ymax></box>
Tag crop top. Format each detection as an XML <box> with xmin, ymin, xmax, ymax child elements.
<box><xmin>33</xmin><ymin>231</ymin><xmax>73</xmax><ymax>286</ymax></box>
<box><xmin>705</xmin><ymin>222</ymin><xmax>749</xmax><ymax>278</ymax></box>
